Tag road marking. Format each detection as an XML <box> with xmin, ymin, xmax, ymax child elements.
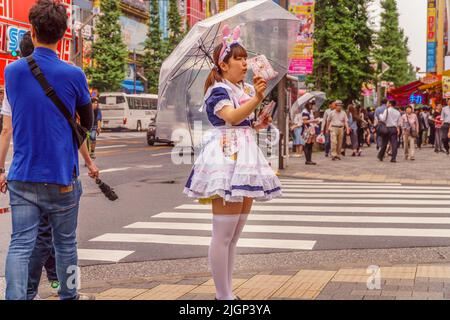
<box><xmin>281</xmin><ymin>185</ymin><xmax>450</xmax><ymax>190</ymax></box>
<box><xmin>279</xmin><ymin>179</ymin><xmax>324</xmax><ymax>183</ymax></box>
<box><xmin>281</xmin><ymin>193</ymin><xmax>450</xmax><ymax>199</ymax></box>
<box><xmin>137</xmin><ymin>165</ymin><xmax>163</xmax><ymax>169</ymax></box>
<box><xmin>100</xmin><ymin>167</ymin><xmax>131</xmax><ymax>173</ymax></box>
<box><xmin>96</xmin><ymin>145</ymin><xmax>127</xmax><ymax>150</ymax></box>
<box><xmin>269</xmin><ymin>198</ymin><xmax>450</xmax><ymax>205</ymax></box>
<box><xmin>90</xmin><ymin>233</ymin><xmax>316</xmax><ymax>250</ymax></box>
<box><xmin>151</xmin><ymin>151</ymin><xmax>177</xmax><ymax>157</ymax></box>
<box><xmin>122</xmin><ymin>222</ymin><xmax>450</xmax><ymax>238</ymax></box>
<box><xmin>151</xmin><ymin>212</ymin><xmax>450</xmax><ymax>225</ymax></box>
<box><xmin>77</xmin><ymin>249</ymin><xmax>134</xmax><ymax>262</ymax></box>
<box><xmin>176</xmin><ymin>204</ymin><xmax>450</xmax><ymax>214</ymax></box>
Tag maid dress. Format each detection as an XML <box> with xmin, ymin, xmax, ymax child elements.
<box><xmin>183</xmin><ymin>79</ymin><xmax>282</xmax><ymax>203</ymax></box>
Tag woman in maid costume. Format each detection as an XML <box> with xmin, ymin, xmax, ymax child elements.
<box><xmin>183</xmin><ymin>25</ymin><xmax>282</xmax><ymax>300</ymax></box>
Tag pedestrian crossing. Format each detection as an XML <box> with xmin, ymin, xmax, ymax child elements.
<box><xmin>78</xmin><ymin>178</ymin><xmax>450</xmax><ymax>263</ymax></box>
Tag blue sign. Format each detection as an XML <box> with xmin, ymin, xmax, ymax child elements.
<box><xmin>427</xmin><ymin>42</ymin><xmax>437</xmax><ymax>73</ymax></box>
<box><xmin>409</xmin><ymin>94</ymin><xmax>423</xmax><ymax>105</ymax></box>
<box><xmin>7</xmin><ymin>26</ymin><xmax>28</xmax><ymax>53</ymax></box>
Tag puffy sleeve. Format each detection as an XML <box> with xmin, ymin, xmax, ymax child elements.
<box><xmin>205</xmin><ymin>87</ymin><xmax>233</xmax><ymax>116</ymax></box>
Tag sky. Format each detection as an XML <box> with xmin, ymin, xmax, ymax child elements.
<box><xmin>370</xmin><ymin>0</ymin><xmax>427</xmax><ymax>72</ymax></box>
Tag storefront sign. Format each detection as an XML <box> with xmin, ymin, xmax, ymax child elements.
<box><xmin>6</xmin><ymin>26</ymin><xmax>28</xmax><ymax>53</ymax></box>
<box><xmin>427</xmin><ymin>0</ymin><xmax>437</xmax><ymax>72</ymax></box>
<box><xmin>288</xmin><ymin>0</ymin><xmax>315</xmax><ymax>75</ymax></box>
<box><xmin>409</xmin><ymin>94</ymin><xmax>424</xmax><ymax>105</ymax></box>
<box><xmin>443</xmin><ymin>76</ymin><xmax>450</xmax><ymax>98</ymax></box>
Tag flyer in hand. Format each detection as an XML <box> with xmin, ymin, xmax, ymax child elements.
<box><xmin>248</xmin><ymin>55</ymin><xmax>279</xmax><ymax>81</ymax></box>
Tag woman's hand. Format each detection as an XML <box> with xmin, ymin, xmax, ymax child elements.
<box><xmin>254</xmin><ymin>114</ymin><xmax>272</xmax><ymax>131</ymax></box>
<box><xmin>253</xmin><ymin>76</ymin><xmax>267</xmax><ymax>101</ymax></box>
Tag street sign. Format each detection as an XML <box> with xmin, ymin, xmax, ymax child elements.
<box><xmin>381</xmin><ymin>61</ymin><xmax>390</xmax><ymax>74</ymax></box>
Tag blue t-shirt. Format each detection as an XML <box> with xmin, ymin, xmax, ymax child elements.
<box><xmin>5</xmin><ymin>47</ymin><xmax>91</xmax><ymax>186</ymax></box>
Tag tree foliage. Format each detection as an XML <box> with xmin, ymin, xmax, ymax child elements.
<box><xmin>86</xmin><ymin>0</ymin><xmax>128</xmax><ymax>92</ymax></box>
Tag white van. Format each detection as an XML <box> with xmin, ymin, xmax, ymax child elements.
<box><xmin>98</xmin><ymin>92</ymin><xmax>158</xmax><ymax>131</ymax></box>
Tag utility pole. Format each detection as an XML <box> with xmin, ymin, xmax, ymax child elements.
<box><xmin>72</xmin><ymin>13</ymin><xmax>97</xmax><ymax>68</ymax></box>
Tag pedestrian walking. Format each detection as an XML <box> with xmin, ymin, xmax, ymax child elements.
<box><xmin>377</xmin><ymin>100</ymin><xmax>401</xmax><ymax>163</ymax></box>
<box><xmin>347</xmin><ymin>104</ymin><xmax>362</xmax><ymax>157</ymax></box>
<box><xmin>327</xmin><ymin>100</ymin><xmax>350</xmax><ymax>161</ymax></box>
<box><xmin>290</xmin><ymin>108</ymin><xmax>304</xmax><ymax>158</ymax></box>
<box><xmin>301</xmin><ymin>102</ymin><xmax>319</xmax><ymax>165</ymax></box>
<box><xmin>441</xmin><ymin>99</ymin><xmax>450</xmax><ymax>155</ymax></box>
<box><xmin>417</xmin><ymin>107</ymin><xmax>425</xmax><ymax>149</ymax></box>
<box><xmin>374</xmin><ymin>98</ymin><xmax>388</xmax><ymax>150</ymax></box>
<box><xmin>431</xmin><ymin>104</ymin><xmax>444</xmax><ymax>153</ymax></box>
<box><xmin>320</xmin><ymin>101</ymin><xmax>335</xmax><ymax>157</ymax></box>
<box><xmin>88</xmin><ymin>97</ymin><xmax>102</xmax><ymax>160</ymax></box>
<box><xmin>400</xmin><ymin>105</ymin><xmax>419</xmax><ymax>161</ymax></box>
<box><xmin>183</xmin><ymin>26</ymin><xmax>282</xmax><ymax>300</ymax></box>
<box><xmin>0</xmin><ymin>0</ymin><xmax>99</xmax><ymax>300</ymax></box>
<box><xmin>421</xmin><ymin>106</ymin><xmax>431</xmax><ymax>146</ymax></box>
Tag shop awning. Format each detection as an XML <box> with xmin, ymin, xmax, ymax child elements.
<box><xmin>388</xmin><ymin>80</ymin><xmax>423</xmax><ymax>96</ymax></box>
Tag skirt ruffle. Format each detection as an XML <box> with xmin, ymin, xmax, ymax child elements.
<box><xmin>183</xmin><ymin>127</ymin><xmax>282</xmax><ymax>203</ymax></box>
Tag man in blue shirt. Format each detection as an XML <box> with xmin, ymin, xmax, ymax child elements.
<box><xmin>0</xmin><ymin>0</ymin><xmax>99</xmax><ymax>300</ymax></box>
<box><xmin>374</xmin><ymin>98</ymin><xmax>388</xmax><ymax>150</ymax></box>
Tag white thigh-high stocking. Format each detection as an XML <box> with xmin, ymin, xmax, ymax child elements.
<box><xmin>209</xmin><ymin>214</ymin><xmax>240</xmax><ymax>300</ymax></box>
<box><xmin>228</xmin><ymin>214</ymin><xmax>249</xmax><ymax>297</ymax></box>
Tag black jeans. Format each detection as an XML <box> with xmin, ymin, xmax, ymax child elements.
<box><xmin>27</xmin><ymin>211</ymin><xmax>58</xmax><ymax>299</ymax></box>
<box><xmin>304</xmin><ymin>143</ymin><xmax>313</xmax><ymax>162</ymax></box>
<box><xmin>378</xmin><ymin>127</ymin><xmax>398</xmax><ymax>160</ymax></box>
<box><xmin>442</xmin><ymin>123</ymin><xmax>450</xmax><ymax>152</ymax></box>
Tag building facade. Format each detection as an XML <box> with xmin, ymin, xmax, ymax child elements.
<box><xmin>0</xmin><ymin>0</ymin><xmax>73</xmax><ymax>85</ymax></box>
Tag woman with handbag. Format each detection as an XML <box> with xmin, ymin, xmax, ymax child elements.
<box><xmin>400</xmin><ymin>105</ymin><xmax>419</xmax><ymax>161</ymax></box>
<box><xmin>291</xmin><ymin>109</ymin><xmax>304</xmax><ymax>158</ymax></box>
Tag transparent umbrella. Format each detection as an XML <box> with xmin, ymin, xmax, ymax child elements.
<box><xmin>156</xmin><ymin>0</ymin><xmax>300</xmax><ymax>147</ymax></box>
<box><xmin>290</xmin><ymin>91</ymin><xmax>327</xmax><ymax>119</ymax></box>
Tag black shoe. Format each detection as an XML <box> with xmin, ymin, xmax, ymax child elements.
<box><xmin>337</xmin><ymin>157</ymin><xmax>342</xmax><ymax>160</ymax></box>
<box><xmin>332</xmin><ymin>156</ymin><xmax>337</xmax><ymax>161</ymax></box>
<box><xmin>351</xmin><ymin>152</ymin><xmax>356</xmax><ymax>157</ymax></box>
<box><xmin>435</xmin><ymin>149</ymin><xmax>439</xmax><ymax>153</ymax></box>
<box><xmin>325</xmin><ymin>153</ymin><xmax>329</xmax><ymax>157</ymax></box>
<box><xmin>305</xmin><ymin>161</ymin><xmax>317</xmax><ymax>165</ymax></box>
<box><xmin>447</xmin><ymin>151</ymin><xmax>450</xmax><ymax>155</ymax></box>
<box><xmin>390</xmin><ymin>159</ymin><xmax>397</xmax><ymax>163</ymax></box>
<box><xmin>377</xmin><ymin>155</ymin><xmax>383</xmax><ymax>162</ymax></box>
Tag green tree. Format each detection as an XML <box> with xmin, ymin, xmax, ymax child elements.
<box><xmin>312</xmin><ymin>0</ymin><xmax>374</xmax><ymax>103</ymax></box>
<box><xmin>144</xmin><ymin>0</ymin><xmax>165</xmax><ymax>94</ymax></box>
<box><xmin>167</xmin><ymin>0</ymin><xmax>184</xmax><ymax>55</ymax></box>
<box><xmin>86</xmin><ymin>0</ymin><xmax>128</xmax><ymax>91</ymax></box>
<box><xmin>374</xmin><ymin>0</ymin><xmax>415</xmax><ymax>86</ymax></box>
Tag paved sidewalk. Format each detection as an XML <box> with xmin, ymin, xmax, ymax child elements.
<box><xmin>282</xmin><ymin>144</ymin><xmax>450</xmax><ymax>185</ymax></box>
<box><xmin>38</xmin><ymin>262</ymin><xmax>450</xmax><ymax>300</ymax></box>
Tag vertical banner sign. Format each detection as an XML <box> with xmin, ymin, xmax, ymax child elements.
<box><xmin>427</xmin><ymin>0</ymin><xmax>437</xmax><ymax>73</ymax></box>
<box><xmin>288</xmin><ymin>0</ymin><xmax>315</xmax><ymax>75</ymax></box>
<box><xmin>443</xmin><ymin>76</ymin><xmax>450</xmax><ymax>98</ymax></box>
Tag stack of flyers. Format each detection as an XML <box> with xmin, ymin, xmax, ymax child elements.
<box><xmin>248</xmin><ymin>55</ymin><xmax>278</xmax><ymax>81</ymax></box>
<box><xmin>254</xmin><ymin>101</ymin><xmax>276</xmax><ymax>127</ymax></box>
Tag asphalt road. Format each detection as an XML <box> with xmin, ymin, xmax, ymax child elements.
<box><xmin>3</xmin><ymin>131</ymin><xmax>450</xmax><ymax>275</ymax></box>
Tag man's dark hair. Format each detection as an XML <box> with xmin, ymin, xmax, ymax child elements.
<box><xmin>381</xmin><ymin>98</ymin><xmax>388</xmax><ymax>105</ymax></box>
<box><xmin>388</xmin><ymin>100</ymin><xmax>397</xmax><ymax>107</ymax></box>
<box><xmin>29</xmin><ymin>0</ymin><xmax>68</xmax><ymax>44</ymax></box>
<box><xmin>19</xmin><ymin>31</ymin><xmax>34</xmax><ymax>58</ymax></box>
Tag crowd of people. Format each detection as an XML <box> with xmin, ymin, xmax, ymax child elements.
<box><xmin>290</xmin><ymin>97</ymin><xmax>450</xmax><ymax>164</ymax></box>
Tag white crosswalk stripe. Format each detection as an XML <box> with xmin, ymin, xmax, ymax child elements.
<box><xmin>80</xmin><ymin>179</ymin><xmax>450</xmax><ymax>262</ymax></box>
<box><xmin>96</xmin><ymin>132</ymin><xmax>146</xmax><ymax>141</ymax></box>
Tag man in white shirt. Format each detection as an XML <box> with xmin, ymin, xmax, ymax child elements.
<box><xmin>321</xmin><ymin>101</ymin><xmax>336</xmax><ymax>157</ymax></box>
<box><xmin>441</xmin><ymin>99</ymin><xmax>450</xmax><ymax>155</ymax></box>
<box><xmin>377</xmin><ymin>100</ymin><xmax>401</xmax><ymax>163</ymax></box>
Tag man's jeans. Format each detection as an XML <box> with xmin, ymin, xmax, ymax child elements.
<box><xmin>324</xmin><ymin>132</ymin><xmax>331</xmax><ymax>155</ymax></box>
<box><xmin>378</xmin><ymin>127</ymin><xmax>399</xmax><ymax>161</ymax></box>
<box><xmin>27</xmin><ymin>212</ymin><xmax>58</xmax><ymax>300</ymax></box>
<box><xmin>5</xmin><ymin>179</ymin><xmax>82</xmax><ymax>300</ymax></box>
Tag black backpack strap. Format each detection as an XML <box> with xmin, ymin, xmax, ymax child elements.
<box><xmin>26</xmin><ymin>55</ymin><xmax>77</xmax><ymax>131</ymax></box>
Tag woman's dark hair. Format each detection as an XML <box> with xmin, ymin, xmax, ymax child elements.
<box><xmin>29</xmin><ymin>0</ymin><xmax>68</xmax><ymax>45</ymax></box>
<box><xmin>204</xmin><ymin>43</ymin><xmax>247</xmax><ymax>94</ymax></box>
<box><xmin>348</xmin><ymin>104</ymin><xmax>358</xmax><ymax>120</ymax></box>
<box><xmin>19</xmin><ymin>31</ymin><xmax>34</xmax><ymax>58</ymax></box>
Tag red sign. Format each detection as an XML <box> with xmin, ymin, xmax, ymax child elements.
<box><xmin>0</xmin><ymin>0</ymin><xmax>72</xmax><ymax>85</ymax></box>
